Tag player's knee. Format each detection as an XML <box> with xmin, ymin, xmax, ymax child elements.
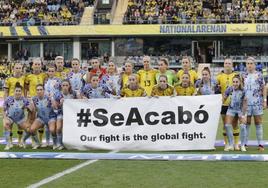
<box><xmin>49</xmin><ymin>128</ymin><xmax>56</xmax><ymax>134</ymax></box>
<box><xmin>4</xmin><ymin>124</ymin><xmax>11</xmax><ymax>130</ymax></box>
<box><xmin>56</xmin><ymin>127</ymin><xmax>62</xmax><ymax>134</ymax></box>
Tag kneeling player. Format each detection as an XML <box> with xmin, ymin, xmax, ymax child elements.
<box><xmin>121</xmin><ymin>74</ymin><xmax>146</xmax><ymax>97</ymax></box>
<box><xmin>24</xmin><ymin>84</ymin><xmax>57</xmax><ymax>149</ymax></box>
<box><xmin>151</xmin><ymin>75</ymin><xmax>174</xmax><ymax>97</ymax></box>
<box><xmin>3</xmin><ymin>83</ymin><xmax>33</xmax><ymax>150</ymax></box>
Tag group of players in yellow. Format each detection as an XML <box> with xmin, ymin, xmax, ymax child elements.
<box><xmin>2</xmin><ymin>55</ymin><xmax>267</xmax><ymax>151</ymax></box>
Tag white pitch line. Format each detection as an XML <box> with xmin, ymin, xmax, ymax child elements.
<box><xmin>27</xmin><ymin>151</ymin><xmax>117</xmax><ymax>188</ymax></box>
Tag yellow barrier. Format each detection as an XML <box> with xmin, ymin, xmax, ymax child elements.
<box><xmin>0</xmin><ymin>24</ymin><xmax>268</xmax><ymax>37</ymax></box>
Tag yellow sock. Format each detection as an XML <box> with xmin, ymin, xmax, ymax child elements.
<box><xmin>17</xmin><ymin>130</ymin><xmax>23</xmax><ymax>144</ymax></box>
<box><xmin>38</xmin><ymin>128</ymin><xmax>44</xmax><ymax>143</ymax></box>
<box><xmin>233</xmin><ymin>127</ymin><xmax>240</xmax><ymax>145</ymax></box>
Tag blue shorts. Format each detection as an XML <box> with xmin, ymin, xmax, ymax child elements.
<box><xmin>53</xmin><ymin>109</ymin><xmax>63</xmax><ymax>120</ymax></box>
<box><xmin>7</xmin><ymin>116</ymin><xmax>26</xmax><ymax>126</ymax></box>
<box><xmin>36</xmin><ymin>117</ymin><xmax>56</xmax><ymax>126</ymax></box>
<box><xmin>56</xmin><ymin>114</ymin><xmax>63</xmax><ymax>120</ymax></box>
<box><xmin>226</xmin><ymin>109</ymin><xmax>243</xmax><ymax>117</ymax></box>
<box><xmin>247</xmin><ymin>105</ymin><xmax>263</xmax><ymax>116</ymax></box>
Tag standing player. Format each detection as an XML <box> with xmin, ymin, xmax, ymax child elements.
<box><xmin>55</xmin><ymin>56</ymin><xmax>69</xmax><ymax>80</ymax></box>
<box><xmin>4</xmin><ymin>62</ymin><xmax>26</xmax><ymax>146</ymax></box>
<box><xmin>137</xmin><ymin>56</ymin><xmax>157</xmax><ymax>96</ymax></box>
<box><xmin>89</xmin><ymin>58</ymin><xmax>107</xmax><ymax>80</ymax></box>
<box><xmin>25</xmin><ymin>58</ymin><xmax>47</xmax><ymax>144</ymax></box>
<box><xmin>156</xmin><ymin>58</ymin><xmax>177</xmax><ymax>86</ymax></box>
<box><xmin>121</xmin><ymin>74</ymin><xmax>146</xmax><ymax>97</ymax></box>
<box><xmin>176</xmin><ymin>56</ymin><xmax>198</xmax><ymax>85</ymax></box>
<box><xmin>151</xmin><ymin>75</ymin><xmax>174</xmax><ymax>97</ymax></box>
<box><xmin>3</xmin><ymin>83</ymin><xmax>33</xmax><ymax>150</ymax></box>
<box><xmin>4</xmin><ymin>62</ymin><xmax>25</xmax><ymax>99</ymax></box>
<box><xmin>25</xmin><ymin>84</ymin><xmax>57</xmax><ymax>149</ymax></box>
<box><xmin>101</xmin><ymin>61</ymin><xmax>121</xmax><ymax>96</ymax></box>
<box><xmin>195</xmin><ymin>67</ymin><xmax>217</xmax><ymax>95</ymax></box>
<box><xmin>53</xmin><ymin>80</ymin><xmax>76</xmax><ymax>150</ymax></box>
<box><xmin>216</xmin><ymin>58</ymin><xmax>240</xmax><ymax>150</ymax></box>
<box><xmin>121</xmin><ymin>60</ymin><xmax>135</xmax><ymax>88</ymax></box>
<box><xmin>242</xmin><ymin>57</ymin><xmax>267</xmax><ymax>151</ymax></box>
<box><xmin>223</xmin><ymin>75</ymin><xmax>248</xmax><ymax>151</ymax></box>
<box><xmin>43</xmin><ymin>65</ymin><xmax>61</xmax><ymax>147</ymax></box>
<box><xmin>67</xmin><ymin>58</ymin><xmax>85</xmax><ymax>96</ymax></box>
<box><xmin>82</xmin><ymin>74</ymin><xmax>114</xmax><ymax>99</ymax></box>
<box><xmin>45</xmin><ymin>65</ymin><xmax>61</xmax><ymax>97</ymax></box>
<box><xmin>174</xmin><ymin>72</ymin><xmax>195</xmax><ymax>96</ymax></box>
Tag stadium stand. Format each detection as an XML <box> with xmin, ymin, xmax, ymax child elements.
<box><xmin>123</xmin><ymin>0</ymin><xmax>268</xmax><ymax>24</ymax></box>
<box><xmin>0</xmin><ymin>0</ymin><xmax>95</xmax><ymax>26</ymax></box>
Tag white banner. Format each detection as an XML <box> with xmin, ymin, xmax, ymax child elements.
<box><xmin>63</xmin><ymin>95</ymin><xmax>222</xmax><ymax>151</ymax></box>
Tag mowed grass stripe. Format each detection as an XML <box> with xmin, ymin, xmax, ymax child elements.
<box><xmin>42</xmin><ymin>160</ymin><xmax>268</xmax><ymax>188</ymax></box>
<box><xmin>0</xmin><ymin>159</ymin><xmax>84</xmax><ymax>188</ymax></box>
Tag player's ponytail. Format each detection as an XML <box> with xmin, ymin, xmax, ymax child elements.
<box><xmin>15</xmin><ymin>82</ymin><xmax>22</xmax><ymax>90</ymax></box>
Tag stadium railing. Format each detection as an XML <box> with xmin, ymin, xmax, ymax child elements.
<box><xmin>123</xmin><ymin>17</ymin><xmax>268</xmax><ymax>25</ymax></box>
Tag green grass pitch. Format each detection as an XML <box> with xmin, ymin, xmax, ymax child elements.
<box><xmin>1</xmin><ymin>111</ymin><xmax>268</xmax><ymax>188</ymax></box>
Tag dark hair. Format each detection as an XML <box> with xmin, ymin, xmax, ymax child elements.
<box><xmin>36</xmin><ymin>84</ymin><xmax>44</xmax><ymax>89</ymax></box>
<box><xmin>61</xmin><ymin>79</ymin><xmax>72</xmax><ymax>93</ymax></box>
<box><xmin>202</xmin><ymin>67</ymin><xmax>211</xmax><ymax>75</ymax></box>
<box><xmin>15</xmin><ymin>82</ymin><xmax>22</xmax><ymax>90</ymax></box>
<box><xmin>198</xmin><ymin>67</ymin><xmax>212</xmax><ymax>93</ymax></box>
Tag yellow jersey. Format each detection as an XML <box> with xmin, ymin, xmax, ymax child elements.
<box><xmin>4</xmin><ymin>75</ymin><xmax>26</xmax><ymax>96</ymax></box>
<box><xmin>216</xmin><ymin>71</ymin><xmax>238</xmax><ymax>106</ymax></box>
<box><xmin>25</xmin><ymin>73</ymin><xmax>47</xmax><ymax>97</ymax></box>
<box><xmin>55</xmin><ymin>68</ymin><xmax>70</xmax><ymax>80</ymax></box>
<box><xmin>176</xmin><ymin>69</ymin><xmax>198</xmax><ymax>85</ymax></box>
<box><xmin>174</xmin><ymin>84</ymin><xmax>195</xmax><ymax>96</ymax></box>
<box><xmin>151</xmin><ymin>85</ymin><xmax>174</xmax><ymax>96</ymax></box>
<box><xmin>121</xmin><ymin>73</ymin><xmax>130</xmax><ymax>87</ymax></box>
<box><xmin>137</xmin><ymin>69</ymin><xmax>157</xmax><ymax>96</ymax></box>
<box><xmin>121</xmin><ymin>86</ymin><xmax>146</xmax><ymax>97</ymax></box>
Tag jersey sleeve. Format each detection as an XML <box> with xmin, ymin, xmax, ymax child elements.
<box><xmin>53</xmin><ymin>91</ymin><xmax>63</xmax><ymax>103</ymax></box>
<box><xmin>4</xmin><ymin>77</ymin><xmax>10</xmax><ymax>89</ymax></box>
<box><xmin>194</xmin><ymin>79</ymin><xmax>201</xmax><ymax>88</ymax></box>
<box><xmin>192</xmin><ymin>70</ymin><xmax>198</xmax><ymax>82</ymax></box>
<box><xmin>259</xmin><ymin>72</ymin><xmax>265</xmax><ymax>87</ymax></box>
<box><xmin>3</xmin><ymin>97</ymin><xmax>10</xmax><ymax>112</ymax></box>
<box><xmin>23</xmin><ymin>97</ymin><xmax>30</xmax><ymax>108</ymax></box>
<box><xmin>224</xmin><ymin>86</ymin><xmax>232</xmax><ymax>97</ymax></box>
<box><xmin>120</xmin><ymin>87</ymin><xmax>126</xmax><ymax>97</ymax></box>
<box><xmin>32</xmin><ymin>96</ymin><xmax>38</xmax><ymax>106</ymax></box>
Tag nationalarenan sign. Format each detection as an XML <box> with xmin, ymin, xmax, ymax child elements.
<box><xmin>63</xmin><ymin>95</ymin><xmax>222</xmax><ymax>151</ymax></box>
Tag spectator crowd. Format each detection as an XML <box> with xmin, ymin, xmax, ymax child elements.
<box><xmin>0</xmin><ymin>0</ymin><xmax>95</xmax><ymax>26</ymax></box>
<box><xmin>124</xmin><ymin>0</ymin><xmax>268</xmax><ymax>24</ymax></box>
